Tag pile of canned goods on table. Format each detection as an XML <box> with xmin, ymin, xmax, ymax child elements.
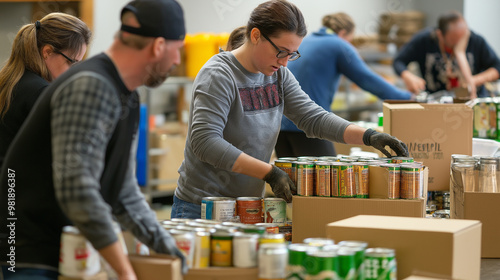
<box><xmin>275</xmin><ymin>156</ymin><xmax>425</xmax><ymax>199</ymax></box>
<box><xmin>160</xmin><ymin>218</ymin><xmax>290</xmax><ymax>270</ymax></box>
<box><xmin>288</xmin><ymin>238</ymin><xmax>396</xmax><ymax>280</ymax></box>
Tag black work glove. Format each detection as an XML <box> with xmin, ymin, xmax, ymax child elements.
<box><xmin>363</xmin><ymin>128</ymin><xmax>409</xmax><ymax>157</ymax></box>
<box><xmin>264</xmin><ymin>165</ymin><xmax>296</xmax><ymax>203</ymax></box>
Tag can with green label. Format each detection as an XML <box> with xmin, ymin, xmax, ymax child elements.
<box><xmin>296</xmin><ymin>161</ymin><xmax>315</xmax><ymax>196</ymax></box>
<box><xmin>304</xmin><ymin>250</ymin><xmax>339</xmax><ymax>280</ymax></box>
<box><xmin>364</xmin><ymin>248</ymin><xmax>397</xmax><ymax>280</ymax></box>
<box><xmin>287</xmin><ymin>244</ymin><xmax>318</xmax><ymax>280</ymax></box>
<box><xmin>338</xmin><ymin>241</ymin><xmax>368</xmax><ymax>280</ymax></box>
<box><xmin>338</xmin><ymin>247</ymin><xmax>357</xmax><ymax>280</ymax></box>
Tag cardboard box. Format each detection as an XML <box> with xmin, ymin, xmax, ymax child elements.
<box><xmin>58</xmin><ymin>272</ymin><xmax>107</xmax><ymax>280</ymax></box>
<box><xmin>383</xmin><ymin>103</ymin><xmax>473</xmax><ymax>191</ymax></box>
<box><xmin>327</xmin><ymin>215</ymin><xmax>482</xmax><ymax>280</ymax></box>
<box><xmin>292</xmin><ymin>196</ymin><xmax>425</xmax><ymax>243</ymax></box>
<box><xmin>451</xmin><ymin>191</ymin><xmax>500</xmax><ymax>258</ymax></box>
<box><xmin>369</xmin><ymin>166</ymin><xmax>428</xmax><ymax>200</ymax></box>
<box><xmin>129</xmin><ymin>254</ymin><xmax>182</xmax><ymax>280</ymax></box>
<box><xmin>184</xmin><ymin>267</ymin><xmax>259</xmax><ymax>280</ymax></box>
<box><xmin>149</xmin><ymin>130</ymin><xmax>186</xmax><ymax>191</ymax></box>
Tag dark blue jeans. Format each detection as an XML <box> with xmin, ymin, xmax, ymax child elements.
<box><xmin>1</xmin><ymin>266</ymin><xmax>58</xmax><ymax>280</ymax></box>
<box><xmin>170</xmin><ymin>195</ymin><xmax>201</xmax><ymax>219</ymax></box>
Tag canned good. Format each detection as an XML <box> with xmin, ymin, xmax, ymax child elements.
<box><xmin>296</xmin><ymin>161</ymin><xmax>315</xmax><ymax>196</ymax></box>
<box><xmin>233</xmin><ymin>233</ymin><xmax>260</xmax><ymax>268</ymax></box>
<box><xmin>239</xmin><ymin>224</ymin><xmax>267</xmax><ymax>235</ymax></box>
<box><xmin>338</xmin><ymin>241</ymin><xmax>368</xmax><ymax>280</ymax></box>
<box><xmin>330</xmin><ymin>162</ymin><xmax>342</xmax><ymax>197</ymax></box>
<box><xmin>170</xmin><ymin>229</ymin><xmax>195</xmax><ymax>268</ymax></box>
<box><xmin>193</xmin><ymin>231</ymin><xmax>211</xmax><ymax>268</ymax></box>
<box><xmin>442</xmin><ymin>192</ymin><xmax>450</xmax><ymax>210</ymax></box>
<box><xmin>258</xmin><ymin>243</ymin><xmax>289</xmax><ymax>279</ymax></box>
<box><xmin>201</xmin><ymin>197</ymin><xmax>236</xmax><ymax>222</ymax></box>
<box><xmin>297</xmin><ymin>156</ymin><xmax>318</xmax><ymax>162</ymax></box>
<box><xmin>275</xmin><ymin>160</ymin><xmax>295</xmax><ymax>185</ymax></box>
<box><xmin>236</xmin><ymin>197</ymin><xmax>263</xmax><ymax>224</ymax></box>
<box><xmin>400</xmin><ymin>164</ymin><xmax>423</xmax><ymax>199</ymax></box>
<box><xmin>353</xmin><ymin>163</ymin><xmax>369</xmax><ymax>198</ymax></box>
<box><xmin>391</xmin><ymin>157</ymin><xmax>414</xmax><ymax>164</ymax></box>
<box><xmin>381</xmin><ymin>164</ymin><xmax>401</xmax><ymax>199</ymax></box>
<box><xmin>339</xmin><ymin>163</ymin><xmax>355</xmax><ymax>198</ymax></box>
<box><xmin>59</xmin><ymin>226</ymin><xmax>101</xmax><ymax>278</ymax></box>
<box><xmin>337</xmin><ymin>247</ymin><xmax>356</xmax><ymax>280</ymax></box>
<box><xmin>263</xmin><ymin>198</ymin><xmax>287</xmax><ymax>225</ymax></box>
<box><xmin>303</xmin><ymin>238</ymin><xmax>334</xmax><ymax>248</ymax></box>
<box><xmin>210</xmin><ymin>231</ymin><xmax>233</xmax><ymax>267</ymax></box>
<box><xmin>259</xmin><ymin>233</ymin><xmax>285</xmax><ymax>244</ymax></box>
<box><xmin>432</xmin><ymin>209</ymin><xmax>450</xmax><ymax>219</ymax></box>
<box><xmin>255</xmin><ymin>223</ymin><xmax>280</xmax><ymax>234</ymax></box>
<box><xmin>304</xmin><ymin>250</ymin><xmax>339</xmax><ymax>280</ymax></box>
<box><xmin>287</xmin><ymin>244</ymin><xmax>319</xmax><ymax>280</ymax></box>
<box><xmin>161</xmin><ymin>220</ymin><xmax>182</xmax><ymax>227</ymax></box>
<box><xmin>315</xmin><ymin>162</ymin><xmax>331</xmax><ymax>197</ymax></box>
<box><xmin>214</xmin><ymin>224</ymin><xmax>239</xmax><ymax>233</ymax></box>
<box><xmin>279</xmin><ymin>225</ymin><xmax>292</xmax><ymax>242</ymax></box>
<box><xmin>364</xmin><ymin>248</ymin><xmax>397</xmax><ymax>280</ymax></box>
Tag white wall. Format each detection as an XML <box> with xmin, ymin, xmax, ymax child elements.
<box><xmin>464</xmin><ymin>0</ymin><xmax>500</xmax><ymax>55</ymax></box>
<box><xmin>178</xmin><ymin>0</ymin><xmax>414</xmax><ymax>36</ymax></box>
<box><xmin>87</xmin><ymin>0</ymin><xmax>130</xmax><ymax>56</ymax></box>
<box><xmin>412</xmin><ymin>0</ymin><xmax>464</xmax><ymax>28</ymax></box>
<box><xmin>0</xmin><ymin>3</ymin><xmax>33</xmax><ymax>65</ymax></box>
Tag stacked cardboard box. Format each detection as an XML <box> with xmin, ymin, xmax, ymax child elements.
<box><xmin>327</xmin><ymin>215</ymin><xmax>481</xmax><ymax>280</ymax></box>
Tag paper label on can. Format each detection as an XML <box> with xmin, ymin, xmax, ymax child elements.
<box><xmin>59</xmin><ymin>233</ymin><xmax>101</xmax><ymax>278</ymax></box>
<box><xmin>201</xmin><ymin>203</ymin><xmax>207</xmax><ymax>219</ymax></box>
<box><xmin>211</xmin><ymin>239</ymin><xmax>232</xmax><ymax>266</ymax></box>
<box><xmin>259</xmin><ymin>250</ymin><xmax>288</xmax><ymax>278</ymax></box>
<box><xmin>213</xmin><ymin>201</ymin><xmax>236</xmax><ymax>222</ymax></box>
<box><xmin>264</xmin><ymin>200</ymin><xmax>286</xmax><ymax>225</ymax></box>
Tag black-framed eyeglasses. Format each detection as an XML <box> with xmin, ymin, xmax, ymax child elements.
<box><xmin>261</xmin><ymin>33</ymin><xmax>301</xmax><ymax>61</ymax></box>
<box><xmin>54</xmin><ymin>50</ymin><xmax>77</xmax><ymax>65</ymax></box>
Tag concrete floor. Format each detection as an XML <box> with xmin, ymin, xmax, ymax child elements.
<box><xmin>482</xmin><ymin>259</ymin><xmax>500</xmax><ymax>279</ymax></box>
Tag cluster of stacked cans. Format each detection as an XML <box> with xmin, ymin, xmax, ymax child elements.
<box><xmin>287</xmin><ymin>238</ymin><xmax>397</xmax><ymax>280</ymax></box>
<box><xmin>275</xmin><ymin>156</ymin><xmax>425</xmax><ymax>199</ymax></box>
<box><xmin>160</xmin><ymin>218</ymin><xmax>290</xmax><ymax>274</ymax></box>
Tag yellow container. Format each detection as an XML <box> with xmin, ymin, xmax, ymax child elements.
<box><xmin>215</xmin><ymin>32</ymin><xmax>230</xmax><ymax>52</ymax></box>
<box><xmin>185</xmin><ymin>33</ymin><xmax>217</xmax><ymax>78</ymax></box>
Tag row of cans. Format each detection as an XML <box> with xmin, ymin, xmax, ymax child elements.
<box><xmin>285</xmin><ymin>238</ymin><xmax>397</xmax><ymax>280</ymax></box>
<box><xmin>275</xmin><ymin>156</ymin><xmax>424</xmax><ymax>199</ymax></box>
<box><xmin>201</xmin><ymin>196</ymin><xmax>287</xmax><ymax>225</ymax></box>
<box><xmin>160</xmin><ymin>218</ymin><xmax>289</xmax><ymax>269</ymax></box>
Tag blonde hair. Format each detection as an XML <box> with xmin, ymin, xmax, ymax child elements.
<box><xmin>0</xmin><ymin>12</ymin><xmax>91</xmax><ymax>119</ymax></box>
<box><xmin>322</xmin><ymin>12</ymin><xmax>355</xmax><ymax>34</ymax></box>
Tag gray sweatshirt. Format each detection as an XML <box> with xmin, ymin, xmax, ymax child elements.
<box><xmin>175</xmin><ymin>52</ymin><xmax>351</xmax><ymax>204</ymax></box>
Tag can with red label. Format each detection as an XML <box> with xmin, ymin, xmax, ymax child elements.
<box><xmin>315</xmin><ymin>162</ymin><xmax>331</xmax><ymax>197</ymax></box>
<box><xmin>59</xmin><ymin>226</ymin><xmax>101</xmax><ymax>278</ymax></box>
<box><xmin>170</xmin><ymin>229</ymin><xmax>195</xmax><ymax>268</ymax></box>
<box><xmin>236</xmin><ymin>197</ymin><xmax>263</xmax><ymax>224</ymax></box>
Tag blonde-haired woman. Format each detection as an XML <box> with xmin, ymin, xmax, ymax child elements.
<box><xmin>0</xmin><ymin>12</ymin><xmax>91</xmax><ymax>167</ymax></box>
<box><xmin>276</xmin><ymin>12</ymin><xmax>412</xmax><ymax>157</ymax></box>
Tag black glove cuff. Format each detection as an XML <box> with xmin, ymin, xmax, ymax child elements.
<box><xmin>363</xmin><ymin>128</ymin><xmax>378</xmax><ymax>146</ymax></box>
<box><xmin>263</xmin><ymin>165</ymin><xmax>279</xmax><ymax>183</ymax></box>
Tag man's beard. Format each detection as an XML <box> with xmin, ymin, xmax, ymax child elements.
<box><xmin>145</xmin><ymin>63</ymin><xmax>176</xmax><ymax>88</ymax></box>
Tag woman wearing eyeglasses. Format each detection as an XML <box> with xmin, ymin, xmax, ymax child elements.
<box><xmin>172</xmin><ymin>0</ymin><xmax>409</xmax><ymax>218</ymax></box>
<box><xmin>276</xmin><ymin>12</ymin><xmax>413</xmax><ymax>158</ymax></box>
<box><xmin>0</xmin><ymin>13</ymin><xmax>91</xmax><ymax>167</ymax></box>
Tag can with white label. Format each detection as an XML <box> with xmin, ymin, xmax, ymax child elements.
<box><xmin>201</xmin><ymin>197</ymin><xmax>236</xmax><ymax>222</ymax></box>
<box><xmin>258</xmin><ymin>243</ymin><xmax>288</xmax><ymax>279</ymax></box>
<box><xmin>59</xmin><ymin>226</ymin><xmax>101</xmax><ymax>278</ymax></box>
<box><xmin>233</xmin><ymin>232</ymin><xmax>260</xmax><ymax>268</ymax></box>
<box><xmin>169</xmin><ymin>229</ymin><xmax>195</xmax><ymax>268</ymax></box>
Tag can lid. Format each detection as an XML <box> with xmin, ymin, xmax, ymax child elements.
<box><xmin>307</xmin><ymin>250</ymin><xmax>337</xmax><ymax>257</ymax></box>
<box><xmin>380</xmin><ymin>163</ymin><xmax>401</xmax><ymax>168</ymax></box>
<box><xmin>211</xmin><ymin>229</ymin><xmax>234</xmax><ymax>238</ymax></box>
<box><xmin>338</xmin><ymin>240</ymin><xmax>368</xmax><ymax>249</ymax></box>
<box><xmin>314</xmin><ymin>161</ymin><xmax>331</xmax><ymax>166</ymax></box>
<box><xmin>288</xmin><ymin>243</ymin><xmax>319</xmax><ymax>252</ymax></box>
<box><xmin>352</xmin><ymin>162</ymin><xmax>369</xmax><ymax>166</ymax></box>
<box><xmin>303</xmin><ymin>238</ymin><xmax>335</xmax><ymax>246</ymax></box>
<box><xmin>169</xmin><ymin>229</ymin><xmax>195</xmax><ymax>236</ymax></box>
<box><xmin>278</xmin><ymin>157</ymin><xmax>298</xmax><ymax>161</ymax></box>
<box><xmin>261</xmin><ymin>233</ymin><xmax>285</xmax><ymax>239</ymax></box>
<box><xmin>365</xmin><ymin>248</ymin><xmax>395</xmax><ymax>257</ymax></box>
<box><xmin>201</xmin><ymin>197</ymin><xmax>236</xmax><ymax>202</ymax></box>
<box><xmin>233</xmin><ymin>232</ymin><xmax>260</xmax><ymax>239</ymax></box>
<box><xmin>170</xmin><ymin>218</ymin><xmax>192</xmax><ymax>223</ymax></box>
<box><xmin>259</xmin><ymin>243</ymin><xmax>287</xmax><ymax>249</ymax></box>
<box><xmin>336</xmin><ymin>247</ymin><xmax>357</xmax><ymax>256</ymax></box>
<box><xmin>263</xmin><ymin>198</ymin><xmax>285</xmax><ymax>202</ymax></box>
<box><xmin>236</xmin><ymin>197</ymin><xmax>262</xmax><ymax>201</ymax></box>
<box><xmin>62</xmin><ymin>226</ymin><xmax>80</xmax><ymax>235</ymax></box>
<box><xmin>193</xmin><ymin>219</ymin><xmax>221</xmax><ymax>225</ymax></box>
<box><xmin>255</xmin><ymin>223</ymin><xmax>280</xmax><ymax>227</ymax></box>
